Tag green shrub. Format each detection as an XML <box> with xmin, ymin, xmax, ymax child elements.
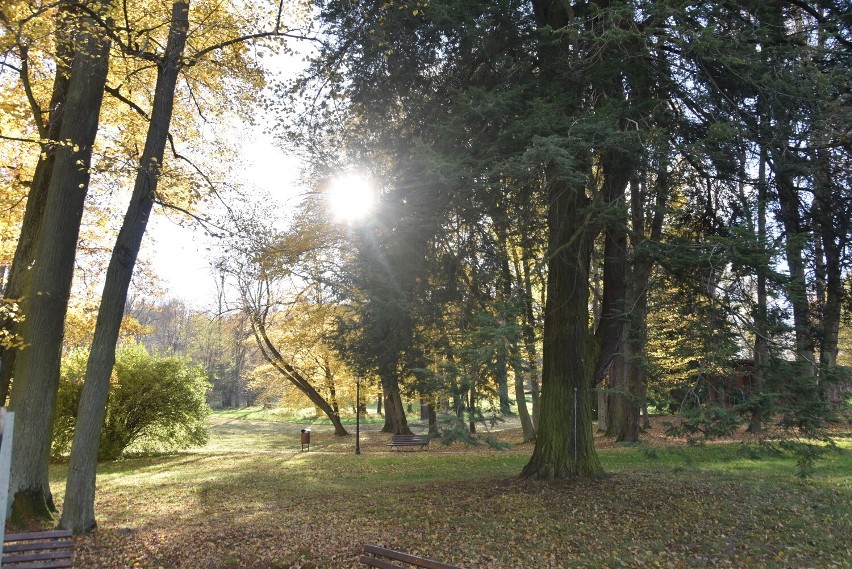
<box><xmin>53</xmin><ymin>343</ymin><xmax>210</xmax><ymax>460</ymax></box>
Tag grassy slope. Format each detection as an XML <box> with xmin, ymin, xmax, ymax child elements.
<box><xmin>44</xmin><ymin>411</ymin><xmax>851</xmax><ymax>568</ymax></box>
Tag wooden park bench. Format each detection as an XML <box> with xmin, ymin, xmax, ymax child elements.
<box><xmin>360</xmin><ymin>544</ymin><xmax>464</xmax><ymax>569</ymax></box>
<box><xmin>0</xmin><ymin>409</ymin><xmax>74</xmax><ymax>568</ymax></box>
<box><xmin>2</xmin><ymin>530</ymin><xmax>74</xmax><ymax>568</ymax></box>
<box><xmin>386</xmin><ymin>434</ymin><xmax>430</xmax><ymax>450</ymax></box>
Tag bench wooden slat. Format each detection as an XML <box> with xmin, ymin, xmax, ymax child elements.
<box><xmin>362</xmin><ymin>545</ymin><xmax>464</xmax><ymax>569</ymax></box>
<box><xmin>1</xmin><ymin>560</ymin><xmax>72</xmax><ymax>569</ymax></box>
<box><xmin>3</xmin><ymin>550</ymin><xmax>73</xmax><ymax>562</ymax></box>
<box><xmin>3</xmin><ymin>540</ymin><xmax>73</xmax><ymax>553</ymax></box>
<box><xmin>4</xmin><ymin>532</ymin><xmax>72</xmax><ymax>542</ymax></box>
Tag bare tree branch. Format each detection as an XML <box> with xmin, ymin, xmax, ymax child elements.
<box><xmin>104</xmin><ymin>85</ymin><xmax>150</xmax><ymax>120</ymax></box>
<box><xmin>0</xmin><ymin>132</ymin><xmax>41</xmax><ymax>145</ymax></box>
<box><xmin>0</xmin><ymin>9</ymin><xmax>46</xmax><ymax>137</ymax></box>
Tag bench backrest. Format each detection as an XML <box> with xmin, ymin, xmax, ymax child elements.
<box><xmin>2</xmin><ymin>530</ymin><xmax>73</xmax><ymax>568</ymax></box>
<box><xmin>361</xmin><ymin>545</ymin><xmax>464</xmax><ymax>569</ymax></box>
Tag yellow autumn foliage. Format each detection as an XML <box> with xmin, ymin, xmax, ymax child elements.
<box><xmin>1</xmin><ymin>0</ymin><xmax>309</xmax><ymax>341</ymax></box>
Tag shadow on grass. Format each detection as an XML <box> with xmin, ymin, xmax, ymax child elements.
<box><xmin>52</xmin><ymin>414</ymin><xmax>852</xmax><ymax>569</ymax></box>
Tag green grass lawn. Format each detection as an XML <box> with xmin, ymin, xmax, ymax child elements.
<box><xmin>46</xmin><ymin>410</ymin><xmax>851</xmax><ymax>568</ymax></box>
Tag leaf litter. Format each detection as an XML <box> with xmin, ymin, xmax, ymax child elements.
<box><xmin>29</xmin><ymin>415</ymin><xmax>851</xmax><ymax>568</ymax></box>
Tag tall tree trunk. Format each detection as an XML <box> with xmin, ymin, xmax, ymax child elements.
<box><xmin>593</xmin><ymin>153</ymin><xmax>630</xmax><ymax>388</ymax></box>
<box><xmin>495</xmin><ymin>227</ymin><xmax>515</xmax><ymax>416</ymax></box>
<box><xmin>521</xmin><ymin>169</ymin><xmax>602</xmax><ymax>479</ymax></box>
<box><xmin>382</xmin><ymin>392</ymin><xmax>393</xmax><ymax>431</ymax></box>
<box><xmin>596</xmin><ymin>156</ymin><xmax>631</xmax><ymax>440</ymax></box>
<box><xmin>762</xmin><ymin>0</ymin><xmax>815</xmax><ymax>376</ymax></box>
<box><xmin>591</xmin><ymin>31</ymin><xmax>636</xmax><ymax>436</ymax></box>
<box><xmin>604</xmin><ymin>357</ymin><xmax>626</xmax><ymax>437</ymax></box>
<box><xmin>619</xmin><ymin>156</ymin><xmax>668</xmax><ymax>442</ymax></box>
<box><xmin>379</xmin><ymin>369</ymin><xmax>411</xmax><ymax>434</ymax></box>
<box><xmin>60</xmin><ymin>1</ymin><xmax>190</xmax><ymax>533</ymax></box>
<box><xmin>749</xmin><ymin>141</ymin><xmax>769</xmax><ymax>433</ymax></box>
<box><xmin>521</xmin><ymin>0</ymin><xmax>604</xmax><ymax>480</ymax></box>
<box><xmin>0</xmin><ymin>4</ymin><xmax>76</xmax><ymax>404</ymax></box>
<box><xmin>8</xmin><ymin>5</ymin><xmax>111</xmax><ymax>522</ymax></box>
<box><xmin>775</xmin><ymin>157</ymin><xmax>816</xmax><ymax>374</ymax></box>
<box><xmin>620</xmin><ymin>274</ymin><xmax>650</xmax><ymax>444</ymax></box>
<box><xmin>511</xmin><ymin>346</ymin><xmax>535</xmax><ymax>442</ymax></box>
<box><xmin>468</xmin><ymin>386</ymin><xmax>476</xmax><ymax>434</ymax></box>
<box><xmin>619</xmin><ymin>326</ymin><xmax>643</xmax><ymax>442</ymax></box>
<box><xmin>813</xmin><ymin>146</ymin><xmax>845</xmax><ymax>372</ymax></box>
<box><xmin>516</xmin><ymin>254</ymin><xmax>541</xmax><ymax>428</ymax></box>
<box><xmin>327</xmin><ymin>368</ymin><xmax>340</xmax><ymax>418</ymax></box>
<box><xmin>495</xmin><ymin>352</ymin><xmax>511</xmax><ymax>415</ymax></box>
<box><xmin>596</xmin><ymin>388</ymin><xmax>608</xmax><ymax>432</ymax></box>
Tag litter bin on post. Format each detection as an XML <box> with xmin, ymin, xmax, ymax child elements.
<box><xmin>300</xmin><ymin>428</ymin><xmax>311</xmax><ymax>451</ymax></box>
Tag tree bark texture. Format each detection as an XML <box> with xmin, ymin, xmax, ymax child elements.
<box><xmin>596</xmin><ymin>388</ymin><xmax>608</xmax><ymax>432</ymax></box>
<box><xmin>775</xmin><ymin>158</ymin><xmax>816</xmax><ymax>374</ymax></box>
<box><xmin>520</xmin><ymin>170</ymin><xmax>602</xmax><ymax>479</ymax></box>
<box><xmin>0</xmin><ymin>4</ymin><xmax>76</xmax><ymax>404</ymax></box>
<box><xmin>617</xmin><ymin>171</ymin><xmax>666</xmax><ymax>442</ymax></box>
<box><xmin>813</xmin><ymin>146</ymin><xmax>846</xmax><ymax>372</ymax></box>
<box><xmin>8</xmin><ymin>5</ymin><xmax>111</xmax><ymax>522</ymax></box>
<box><xmin>427</xmin><ymin>403</ymin><xmax>437</xmax><ymax>435</ymax></box>
<box><xmin>468</xmin><ymin>386</ymin><xmax>477</xmax><ymax>434</ymax></box>
<box><xmin>593</xmin><ymin>152</ymin><xmax>631</xmax><ymax>385</ymax></box>
<box><xmin>379</xmin><ymin>366</ymin><xmax>411</xmax><ymax>435</ymax></box>
<box><xmin>516</xmin><ymin>253</ymin><xmax>541</xmax><ymax>429</ymax></box>
<box><xmin>381</xmin><ymin>392</ymin><xmax>393</xmax><ymax>431</ymax></box>
<box><xmin>522</xmin><ymin>0</ymin><xmax>639</xmax><ymax>479</ymax></box>
<box><xmin>511</xmin><ymin>351</ymin><xmax>535</xmax><ymax>442</ymax></box>
<box><xmin>749</xmin><ymin>143</ymin><xmax>770</xmax><ymax>433</ymax></box>
<box><xmin>60</xmin><ymin>1</ymin><xmax>190</xmax><ymax>534</ymax></box>
<box><xmin>597</xmin><ymin>161</ymin><xmax>630</xmax><ymax>440</ymax></box>
<box><xmin>604</xmin><ymin>355</ymin><xmax>626</xmax><ymax>438</ymax></box>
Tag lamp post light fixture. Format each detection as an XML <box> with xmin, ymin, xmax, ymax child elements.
<box><xmin>355</xmin><ymin>377</ymin><xmax>361</xmax><ymax>455</ymax></box>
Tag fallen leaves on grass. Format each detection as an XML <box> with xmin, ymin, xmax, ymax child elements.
<box><xmin>37</xmin><ymin>417</ymin><xmax>852</xmax><ymax>568</ymax></box>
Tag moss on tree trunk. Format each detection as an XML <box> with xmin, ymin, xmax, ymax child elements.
<box><xmin>521</xmin><ymin>173</ymin><xmax>603</xmax><ymax>480</ymax></box>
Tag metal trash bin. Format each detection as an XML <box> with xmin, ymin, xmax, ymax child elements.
<box><xmin>300</xmin><ymin>428</ymin><xmax>311</xmax><ymax>451</ymax></box>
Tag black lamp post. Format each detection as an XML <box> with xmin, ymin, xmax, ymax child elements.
<box><xmin>326</xmin><ymin>171</ymin><xmax>373</xmax><ymax>457</ymax></box>
<box><xmin>355</xmin><ymin>377</ymin><xmax>361</xmax><ymax>455</ymax></box>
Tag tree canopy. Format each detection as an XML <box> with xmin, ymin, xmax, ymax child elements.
<box><xmin>0</xmin><ymin>0</ymin><xmax>849</xmax><ymax>531</ymax></box>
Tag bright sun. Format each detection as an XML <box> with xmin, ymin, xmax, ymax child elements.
<box><xmin>327</xmin><ymin>173</ymin><xmax>375</xmax><ymax>222</ymax></box>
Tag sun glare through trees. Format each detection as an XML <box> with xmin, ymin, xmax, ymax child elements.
<box><xmin>327</xmin><ymin>173</ymin><xmax>376</xmax><ymax>223</ymax></box>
